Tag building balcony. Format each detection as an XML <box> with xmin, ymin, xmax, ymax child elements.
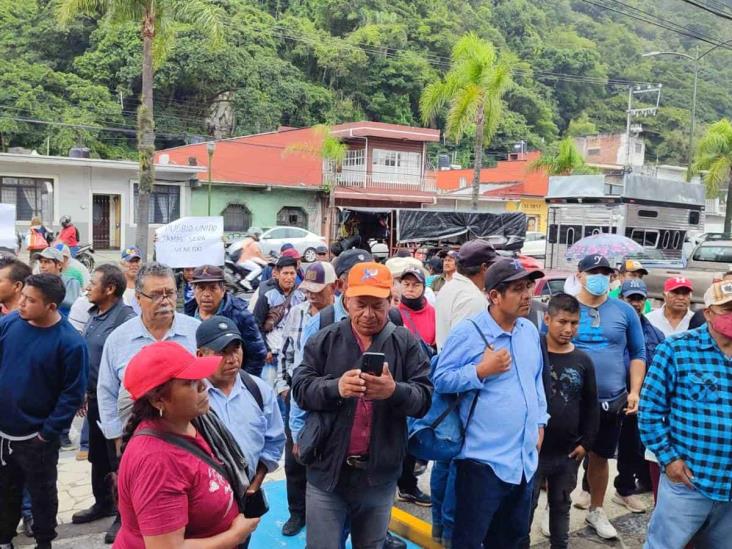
<box><xmin>324</xmin><ymin>170</ymin><xmax>437</xmax><ymax>193</ymax></box>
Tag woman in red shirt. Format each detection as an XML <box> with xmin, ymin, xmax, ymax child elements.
<box><xmin>397</xmin><ymin>267</ymin><xmax>436</xmax><ymax>348</ymax></box>
<box><xmin>116</xmin><ymin>341</ymin><xmax>258</xmax><ymax>549</ymax></box>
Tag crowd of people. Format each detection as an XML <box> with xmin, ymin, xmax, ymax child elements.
<box><xmin>0</xmin><ymin>230</ymin><xmax>730</xmax><ymax>549</ymax></box>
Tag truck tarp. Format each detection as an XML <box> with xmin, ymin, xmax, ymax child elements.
<box><xmin>396</xmin><ymin>210</ymin><xmax>527</xmax><ymax>243</ymax></box>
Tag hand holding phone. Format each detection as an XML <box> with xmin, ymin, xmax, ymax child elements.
<box><xmin>361</xmin><ymin>352</ymin><xmax>385</xmax><ymax>376</ymax></box>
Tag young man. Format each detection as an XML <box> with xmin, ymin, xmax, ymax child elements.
<box><xmin>529</xmin><ymin>293</ymin><xmax>599</xmax><ymax>548</ymax></box>
<box><xmin>0</xmin><ymin>274</ymin><xmax>89</xmax><ymax>549</ymax></box>
<box><xmin>0</xmin><ymin>257</ymin><xmax>31</xmax><ymax>315</ymax></box>
<box><xmin>36</xmin><ymin>247</ymin><xmax>81</xmax><ymax>316</ymax></box>
<box><xmin>120</xmin><ymin>246</ymin><xmax>142</xmax><ymax>315</ymax></box>
<box><xmin>292</xmin><ymin>262</ymin><xmax>432</xmax><ymax>549</ymax></box>
<box><xmin>198</xmin><ymin>316</ymin><xmax>285</xmax><ymax>548</ymax></box>
<box><xmin>571</xmin><ymin>255</ymin><xmax>645</xmax><ymax>540</ymax></box>
<box><xmin>434</xmin><ymin>259</ymin><xmax>547</xmax><ymax>548</ymax></box>
<box><xmin>646</xmin><ymin>277</ymin><xmax>694</xmax><ymax>337</ymax></box>
<box><xmin>72</xmin><ymin>265</ymin><xmax>135</xmax><ymax>543</ymax></box>
<box><xmin>191</xmin><ymin>265</ymin><xmax>267</xmax><ymax>377</ymax></box>
<box><xmin>640</xmin><ymin>280</ymin><xmax>732</xmax><ymax>548</ymax></box>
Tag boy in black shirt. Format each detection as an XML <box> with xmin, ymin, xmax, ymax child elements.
<box><xmin>530</xmin><ymin>293</ymin><xmax>599</xmax><ymax>548</ymax></box>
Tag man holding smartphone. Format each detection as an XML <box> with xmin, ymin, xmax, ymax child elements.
<box><xmin>292</xmin><ymin>261</ymin><xmax>432</xmax><ymax>549</ymax></box>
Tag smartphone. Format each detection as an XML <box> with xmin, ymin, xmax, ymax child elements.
<box><xmin>243</xmin><ymin>488</ymin><xmax>269</xmax><ymax>518</ymax></box>
<box><xmin>361</xmin><ymin>352</ymin><xmax>385</xmax><ymax>376</ymax></box>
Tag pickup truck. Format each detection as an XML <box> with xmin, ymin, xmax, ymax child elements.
<box><xmin>645</xmin><ymin>240</ymin><xmax>732</xmax><ymax>304</ymax></box>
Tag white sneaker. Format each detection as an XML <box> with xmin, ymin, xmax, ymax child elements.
<box><xmin>540</xmin><ymin>503</ymin><xmax>550</xmax><ymax>537</ymax></box>
<box><xmin>586</xmin><ymin>507</ymin><xmax>618</xmax><ymax>539</ymax></box>
<box><xmin>573</xmin><ymin>489</ymin><xmax>591</xmax><ymax>510</ymax></box>
<box><xmin>612</xmin><ymin>492</ymin><xmax>647</xmax><ymax>513</ymax></box>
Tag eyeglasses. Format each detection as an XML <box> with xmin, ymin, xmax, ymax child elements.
<box><xmin>138</xmin><ymin>289</ymin><xmax>177</xmax><ymax>302</ymax></box>
<box><xmin>588</xmin><ymin>307</ymin><xmax>601</xmax><ymax>328</ymax></box>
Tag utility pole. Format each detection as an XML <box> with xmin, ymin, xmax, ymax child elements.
<box><xmin>624</xmin><ymin>84</ymin><xmax>663</xmax><ymax>171</ymax></box>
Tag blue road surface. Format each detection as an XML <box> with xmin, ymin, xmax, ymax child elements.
<box><xmin>251</xmin><ymin>480</ymin><xmax>418</xmax><ymax>548</ymax></box>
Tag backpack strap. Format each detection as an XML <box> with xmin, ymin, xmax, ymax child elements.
<box><xmin>388</xmin><ymin>308</ymin><xmax>404</xmax><ymax>327</ymax></box>
<box><xmin>239</xmin><ymin>370</ymin><xmax>264</xmax><ymax>411</ymax></box>
<box><xmin>134</xmin><ymin>429</ymin><xmax>226</xmax><ymax>477</ymax></box>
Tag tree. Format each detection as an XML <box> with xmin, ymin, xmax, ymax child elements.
<box><xmin>57</xmin><ymin>0</ymin><xmax>223</xmax><ymax>259</ymax></box>
<box><xmin>530</xmin><ymin>136</ymin><xmax>598</xmax><ymax>176</ymax></box>
<box><xmin>420</xmin><ymin>33</ymin><xmax>512</xmax><ymax>210</ymax></box>
<box><xmin>692</xmin><ymin>119</ymin><xmax>732</xmax><ymax>237</ymax></box>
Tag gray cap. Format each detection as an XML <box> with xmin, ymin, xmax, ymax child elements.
<box><xmin>35</xmin><ymin>247</ymin><xmax>64</xmax><ymax>262</ymax></box>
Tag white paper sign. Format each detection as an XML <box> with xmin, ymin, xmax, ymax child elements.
<box><xmin>0</xmin><ymin>204</ymin><xmax>17</xmax><ymax>251</ymax></box>
<box><xmin>155</xmin><ymin>216</ymin><xmax>224</xmax><ymax>268</ymax></box>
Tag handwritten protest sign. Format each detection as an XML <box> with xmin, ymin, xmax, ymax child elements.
<box><xmin>155</xmin><ymin>217</ymin><xmax>224</xmax><ymax>268</ymax></box>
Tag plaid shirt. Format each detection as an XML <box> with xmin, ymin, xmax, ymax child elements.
<box><xmin>639</xmin><ymin>325</ymin><xmax>732</xmax><ymax>502</ymax></box>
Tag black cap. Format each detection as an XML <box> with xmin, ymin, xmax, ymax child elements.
<box><xmin>578</xmin><ymin>255</ymin><xmax>613</xmax><ymax>273</ymax></box>
<box><xmin>315</xmin><ymin>245</ymin><xmax>329</xmax><ymax>255</ymax></box>
<box><xmin>485</xmin><ymin>259</ymin><xmax>544</xmax><ymax>293</ymax></box>
<box><xmin>192</xmin><ymin>265</ymin><xmax>225</xmax><ymax>283</ymax></box>
<box><xmin>276</xmin><ymin>256</ymin><xmax>298</xmax><ymax>269</ymax></box>
<box><xmin>457</xmin><ymin>239</ymin><xmax>497</xmax><ymax>268</ymax></box>
<box><xmin>396</xmin><ymin>248</ymin><xmax>412</xmax><ymax>258</ymax></box>
<box><xmin>334</xmin><ymin>248</ymin><xmax>373</xmax><ymax>277</ymax></box>
<box><xmin>196</xmin><ymin>316</ymin><xmax>243</xmax><ymax>352</ymax></box>
<box><xmin>401</xmin><ymin>267</ymin><xmax>426</xmax><ymax>285</ymax></box>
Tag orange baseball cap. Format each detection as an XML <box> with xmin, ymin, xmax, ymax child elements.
<box><xmin>345</xmin><ymin>262</ymin><xmax>393</xmax><ymax>299</ymax></box>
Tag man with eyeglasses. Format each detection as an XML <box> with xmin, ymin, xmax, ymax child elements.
<box><xmin>571</xmin><ymin>255</ymin><xmax>646</xmax><ymax>540</ymax></box>
<box><xmin>97</xmin><ymin>262</ymin><xmax>200</xmax><ymax>457</ymax></box>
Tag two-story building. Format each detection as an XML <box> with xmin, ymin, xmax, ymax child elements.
<box><xmin>156</xmin><ymin>121</ymin><xmax>440</xmax><ymax>239</ymax></box>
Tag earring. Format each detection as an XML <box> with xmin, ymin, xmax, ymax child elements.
<box><xmin>158</xmin><ymin>407</ymin><xmax>164</xmax><ymax>417</ymax></box>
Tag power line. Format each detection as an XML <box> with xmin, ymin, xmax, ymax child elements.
<box><xmin>679</xmin><ymin>0</ymin><xmax>732</xmax><ymax>20</ymax></box>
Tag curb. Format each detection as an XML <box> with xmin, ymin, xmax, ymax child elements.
<box><xmin>390</xmin><ymin>507</ymin><xmax>442</xmax><ymax>549</ymax></box>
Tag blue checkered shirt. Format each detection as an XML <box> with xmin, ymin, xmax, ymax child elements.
<box><xmin>639</xmin><ymin>325</ymin><xmax>732</xmax><ymax>502</ymax></box>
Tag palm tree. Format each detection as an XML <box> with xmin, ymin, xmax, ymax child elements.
<box><xmin>420</xmin><ymin>33</ymin><xmax>512</xmax><ymax>210</ymax></box>
<box><xmin>692</xmin><ymin>119</ymin><xmax>732</xmax><ymax>237</ymax></box>
<box><xmin>530</xmin><ymin>137</ymin><xmax>598</xmax><ymax>176</ymax></box>
<box><xmin>284</xmin><ymin>125</ymin><xmax>347</xmax><ymax>239</ymax></box>
<box><xmin>57</xmin><ymin>1</ymin><xmax>223</xmax><ymax>259</ymax></box>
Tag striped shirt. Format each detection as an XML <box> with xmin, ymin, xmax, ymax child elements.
<box><xmin>639</xmin><ymin>325</ymin><xmax>732</xmax><ymax>502</ymax></box>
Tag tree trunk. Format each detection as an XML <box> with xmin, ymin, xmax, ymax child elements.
<box><xmin>725</xmin><ymin>171</ymin><xmax>732</xmax><ymax>239</ymax></box>
<box><xmin>471</xmin><ymin>104</ymin><xmax>485</xmax><ymax>211</ymax></box>
<box><xmin>135</xmin><ymin>9</ymin><xmax>156</xmax><ymax>260</ymax></box>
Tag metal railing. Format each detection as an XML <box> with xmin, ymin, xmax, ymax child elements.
<box><xmin>324</xmin><ymin>171</ymin><xmax>437</xmax><ymax>193</ymax></box>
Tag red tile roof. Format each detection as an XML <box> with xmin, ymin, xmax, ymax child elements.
<box><xmin>434</xmin><ymin>151</ymin><xmax>548</xmax><ymax>197</ymax></box>
<box><xmin>155</xmin><ymin>121</ymin><xmax>441</xmax><ymax>189</ymax></box>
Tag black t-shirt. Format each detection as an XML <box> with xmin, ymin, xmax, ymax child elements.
<box><xmin>542</xmin><ymin>348</ymin><xmax>600</xmax><ymax>456</ymax></box>
<box><xmin>689</xmin><ymin>309</ymin><xmax>706</xmax><ymax>330</ymax></box>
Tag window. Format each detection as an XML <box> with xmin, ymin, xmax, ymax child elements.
<box><xmin>693</xmin><ymin>244</ymin><xmax>732</xmax><ymax>263</ymax></box>
<box><xmin>635</xmin><ymin>143</ymin><xmax>643</xmax><ymax>153</ymax></box>
<box><xmin>264</xmin><ymin>228</ymin><xmax>288</xmax><ymax>239</ymax></box>
<box><xmin>555</xmin><ymin>225</ymin><xmax>582</xmax><ymax>245</ymax></box>
<box><xmin>689</xmin><ymin>211</ymin><xmax>701</xmax><ymax>225</ymax></box>
<box><xmin>277</xmin><ymin>207</ymin><xmax>308</xmax><ymax>229</ymax></box>
<box><xmin>638</xmin><ymin>210</ymin><xmax>659</xmax><ymax>218</ymax></box>
<box><xmin>134</xmin><ymin>184</ymin><xmax>180</xmax><ymax>224</ymax></box>
<box><xmin>628</xmin><ymin>228</ymin><xmax>659</xmax><ymax>247</ymax></box>
<box><xmin>372</xmin><ymin>149</ymin><xmax>422</xmax><ymax>185</ymax></box>
<box><xmin>588</xmin><ymin>149</ymin><xmax>600</xmax><ymax>156</ymax></box>
<box><xmin>0</xmin><ymin>176</ymin><xmax>53</xmax><ymax>222</ymax></box>
<box><xmin>222</xmin><ymin>204</ymin><xmax>251</xmax><ymax>232</ymax></box>
<box><xmin>285</xmin><ymin>227</ymin><xmax>308</xmax><ymax>239</ymax></box>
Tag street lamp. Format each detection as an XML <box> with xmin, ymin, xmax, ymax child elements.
<box><xmin>206</xmin><ymin>141</ymin><xmax>216</xmax><ymax>216</ymax></box>
<box><xmin>643</xmin><ymin>40</ymin><xmax>732</xmax><ymax>179</ymax></box>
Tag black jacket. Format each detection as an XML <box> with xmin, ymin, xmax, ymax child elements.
<box><xmin>292</xmin><ymin>319</ymin><xmax>432</xmax><ymax>492</ymax></box>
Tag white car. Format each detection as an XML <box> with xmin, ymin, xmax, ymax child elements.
<box><xmin>230</xmin><ymin>226</ymin><xmax>326</xmax><ymax>263</ymax></box>
<box><xmin>521</xmin><ymin>231</ymin><xmax>547</xmax><ymax>258</ymax></box>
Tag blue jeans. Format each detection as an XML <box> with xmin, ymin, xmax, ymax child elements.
<box><xmin>80</xmin><ymin>417</ymin><xmax>89</xmax><ymax>451</ymax></box>
<box><xmin>453</xmin><ymin>459</ymin><xmax>534</xmax><ymax>549</ymax></box>
<box><xmin>21</xmin><ymin>488</ymin><xmax>32</xmax><ymax>520</ymax></box>
<box><xmin>430</xmin><ymin>460</ymin><xmax>456</xmax><ymax>540</ymax></box>
<box><xmin>645</xmin><ymin>474</ymin><xmax>732</xmax><ymax>549</ymax></box>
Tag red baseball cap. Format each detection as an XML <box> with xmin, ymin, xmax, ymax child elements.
<box><xmin>664</xmin><ymin>277</ymin><xmax>693</xmax><ymax>293</ymax></box>
<box><xmin>281</xmin><ymin>248</ymin><xmax>301</xmax><ymax>260</ymax></box>
<box><xmin>123</xmin><ymin>341</ymin><xmax>222</xmax><ymax>401</ymax></box>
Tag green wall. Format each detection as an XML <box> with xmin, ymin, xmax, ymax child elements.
<box><xmin>190</xmin><ymin>184</ymin><xmax>323</xmax><ymax>233</ymax></box>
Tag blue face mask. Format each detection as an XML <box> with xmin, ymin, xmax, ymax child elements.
<box><xmin>585</xmin><ymin>274</ymin><xmax>610</xmax><ymax>296</ymax></box>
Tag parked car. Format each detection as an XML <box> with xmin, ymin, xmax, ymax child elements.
<box><xmin>645</xmin><ymin>240</ymin><xmax>732</xmax><ymax>304</ymax></box>
<box><xmin>534</xmin><ymin>270</ymin><xmax>571</xmax><ymax>300</ymax></box>
<box><xmin>521</xmin><ymin>231</ymin><xmax>547</xmax><ymax>258</ymax></box>
<box><xmin>229</xmin><ymin>226</ymin><xmax>326</xmax><ymax>263</ymax></box>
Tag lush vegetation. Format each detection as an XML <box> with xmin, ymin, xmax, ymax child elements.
<box><xmin>3</xmin><ymin>0</ymin><xmax>732</xmax><ymax>167</ymax></box>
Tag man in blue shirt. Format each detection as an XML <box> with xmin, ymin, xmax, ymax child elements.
<box><xmin>198</xmin><ymin>316</ymin><xmax>285</xmax><ymax>547</ymax></box>
<box><xmin>571</xmin><ymin>255</ymin><xmax>645</xmax><ymax>540</ymax></box>
<box><xmin>640</xmin><ymin>281</ymin><xmax>732</xmax><ymax>549</ymax></box>
<box><xmin>0</xmin><ymin>273</ymin><xmax>89</xmax><ymax>549</ymax></box>
<box><xmin>434</xmin><ymin>259</ymin><xmax>547</xmax><ymax>548</ymax></box>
